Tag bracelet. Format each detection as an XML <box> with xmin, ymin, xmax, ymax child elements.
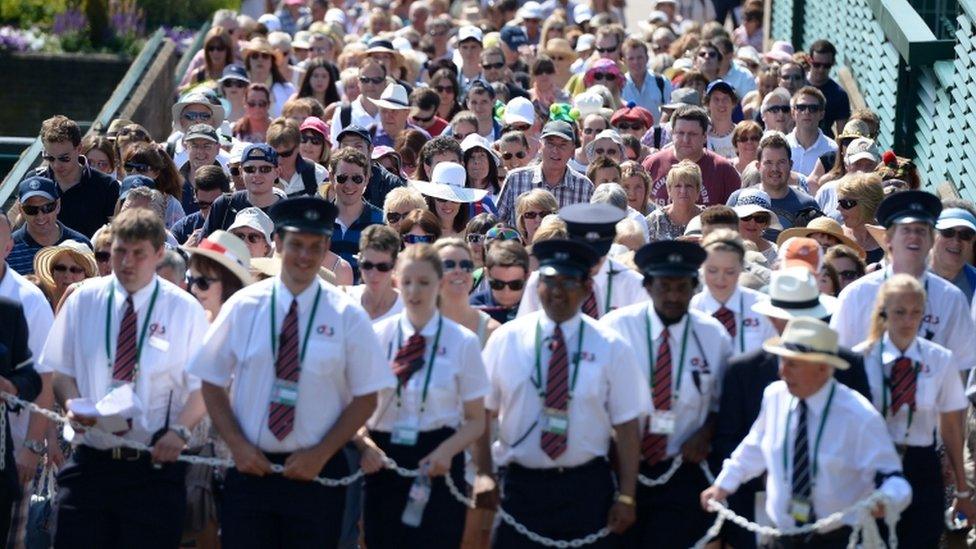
<box><xmin>615</xmin><ymin>493</ymin><xmax>636</xmax><ymax>506</ymax></box>
<box><xmin>955</xmin><ymin>490</ymin><xmax>973</xmax><ymax>499</ymax></box>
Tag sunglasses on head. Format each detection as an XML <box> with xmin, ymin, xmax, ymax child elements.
<box><xmin>521</xmin><ymin>210</ymin><xmax>552</xmax><ymax>220</ymax></box>
<box><xmin>335</xmin><ymin>174</ymin><xmax>364</xmax><ymax>185</ymax></box>
<box><xmin>182</xmin><ymin>111</ymin><xmax>212</xmax><ymax>122</ymax></box>
<box><xmin>246</xmin><ymin>100</ymin><xmax>269</xmax><ymax>108</ymax></box>
<box><xmin>124</xmin><ymin>162</ymin><xmax>152</xmax><ymax>174</ymax></box>
<box><xmin>489</xmin><ymin>278</ymin><xmax>525</xmax><ymax>291</ymax></box>
<box><xmin>794</xmin><ymin>103</ymin><xmax>822</xmax><ymax>113</ymax></box>
<box><xmin>360</xmin><ymin>260</ymin><xmax>394</xmax><ymax>272</ymax></box>
<box><xmin>741</xmin><ymin>213</ymin><xmax>771</xmax><ymax>224</ymax></box>
<box><xmin>591</xmin><ymin>72</ymin><xmax>615</xmax><ymax>81</ymax></box>
<box><xmin>301</xmin><ymin>134</ymin><xmax>324</xmax><ymax>145</ymax></box>
<box><xmin>94</xmin><ymin>251</ymin><xmax>111</xmax><ymax>263</ymax></box>
<box><xmin>939</xmin><ymin>227</ymin><xmax>976</xmax><ymax>241</ymax></box>
<box><xmin>403</xmin><ymin>234</ymin><xmax>434</xmax><ymax>244</ymax></box>
<box><xmin>764</xmin><ymin>105</ymin><xmax>791</xmax><ymax>114</ymax></box>
<box><xmin>837</xmin><ymin>199</ymin><xmax>858</xmax><ymax>210</ymax></box>
<box><xmin>482</xmin><ymin>62</ymin><xmax>504</xmax><ymax>70</ymax></box>
<box><xmin>22</xmin><ymin>201</ymin><xmax>58</xmax><ymax>216</ymax></box>
<box><xmin>442</xmin><ymin>259</ymin><xmax>475</xmax><ymax>272</ymax></box>
<box><xmin>242</xmin><ymin>165</ymin><xmax>274</xmax><ymax>174</ymax></box>
<box><xmin>358</xmin><ymin>76</ymin><xmax>385</xmax><ymax>85</ymax></box>
<box><xmin>485</xmin><ymin>227</ymin><xmax>521</xmax><ymax>241</ymax></box>
<box><xmin>502</xmin><ymin>150</ymin><xmax>526</xmax><ymax>161</ymax></box>
<box><xmin>232</xmin><ymin>231</ymin><xmax>265</xmax><ymax>244</ymax></box>
<box><xmin>52</xmin><ymin>264</ymin><xmax>86</xmax><ymax>274</ymax></box>
<box><xmin>187</xmin><ymin>275</ymin><xmax>220</xmax><ymax>291</ymax></box>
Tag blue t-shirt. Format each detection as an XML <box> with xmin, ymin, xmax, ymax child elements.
<box><xmin>9</xmin><ymin>222</ymin><xmax>92</xmax><ymax>275</ymax></box>
<box><xmin>727</xmin><ymin>186</ymin><xmax>819</xmax><ymax>240</ymax></box>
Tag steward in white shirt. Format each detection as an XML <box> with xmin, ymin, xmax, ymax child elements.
<box><xmin>517</xmin><ymin>203</ymin><xmax>647</xmax><ymax>319</ymax></box>
<box><xmin>832</xmin><ymin>191</ymin><xmax>976</xmax><ymax>370</ymax></box>
<box><xmin>189</xmin><ymin>197</ymin><xmax>394</xmax><ymax>548</ymax></box>
<box><xmin>854</xmin><ymin>274</ymin><xmax>973</xmax><ymax>546</ymax></box>
<box><xmin>602</xmin><ymin>240</ymin><xmax>732</xmax><ymax>549</ymax></box>
<box><xmin>43</xmin><ymin>208</ymin><xmax>209</xmax><ymax>548</ymax></box>
<box><xmin>483</xmin><ymin>239</ymin><xmax>643</xmax><ymax>548</ymax></box>
<box><xmin>702</xmin><ymin>318</ymin><xmax>912</xmax><ymax>546</ymax></box>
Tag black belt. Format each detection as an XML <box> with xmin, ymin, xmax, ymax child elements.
<box><xmin>772</xmin><ymin>525</ymin><xmax>852</xmax><ymax>548</ymax></box>
<box><xmin>505</xmin><ymin>457</ymin><xmax>607</xmax><ymax>478</ymax></box>
<box><xmin>76</xmin><ymin>444</ymin><xmax>150</xmax><ymax>462</ymax></box>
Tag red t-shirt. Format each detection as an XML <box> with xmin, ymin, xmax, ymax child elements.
<box><xmin>641</xmin><ymin>148</ymin><xmax>742</xmax><ymax>207</ymax></box>
<box><xmin>426</xmin><ymin>117</ymin><xmax>450</xmax><ymax>137</ymax></box>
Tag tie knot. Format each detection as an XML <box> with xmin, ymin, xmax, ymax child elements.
<box><xmin>661</xmin><ymin>327</ymin><xmax>670</xmax><ymax>340</ymax></box>
<box><xmin>407</xmin><ymin>333</ymin><xmax>425</xmax><ymax>346</ymax></box>
<box><xmin>798</xmin><ymin>399</ymin><xmax>808</xmax><ymax>411</ymax></box>
<box><xmin>125</xmin><ymin>295</ymin><xmax>134</xmax><ymax>308</ymax></box>
<box><xmin>553</xmin><ymin>324</ymin><xmax>564</xmax><ymax>338</ymax></box>
<box><xmin>288</xmin><ymin>299</ymin><xmax>298</xmax><ymax>314</ymax></box>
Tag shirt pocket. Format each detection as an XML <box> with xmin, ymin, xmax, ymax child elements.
<box><xmin>914</xmin><ymin>371</ymin><xmax>940</xmax><ymax>412</ymax></box>
<box><xmin>301</xmin><ymin>338</ymin><xmax>342</xmax><ymax>379</ymax></box>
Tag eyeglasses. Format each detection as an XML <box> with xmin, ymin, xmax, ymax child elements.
<box><xmin>94</xmin><ymin>251</ymin><xmax>111</xmax><ymax>263</ymax></box>
<box><xmin>124</xmin><ymin>162</ymin><xmax>153</xmax><ymax>174</ymax></box>
<box><xmin>540</xmin><ymin>274</ymin><xmax>583</xmax><ymax>290</ymax></box>
<box><xmin>182</xmin><ymin>111</ymin><xmax>213</xmax><ymax>122</ymax></box>
<box><xmin>502</xmin><ymin>150</ymin><xmax>526</xmax><ymax>161</ymax></box>
<box><xmin>591</xmin><ymin>72</ymin><xmax>615</xmax><ymax>81</ymax></box>
<box><xmin>521</xmin><ymin>210</ymin><xmax>552</xmax><ymax>220</ymax></box>
<box><xmin>276</xmin><ymin>147</ymin><xmax>296</xmax><ymax>158</ymax></box>
<box><xmin>794</xmin><ymin>103</ymin><xmax>823</xmax><ymax>113</ymax></box>
<box><xmin>301</xmin><ymin>134</ymin><xmax>324</xmax><ymax>146</ymax></box>
<box><xmin>411</xmin><ymin>113</ymin><xmax>435</xmax><ymax>124</ymax></box>
<box><xmin>360</xmin><ymin>260</ymin><xmax>394</xmax><ymax>272</ymax></box>
<box><xmin>206</xmin><ymin>44</ymin><xmax>227</xmax><ymax>52</ymax></box>
<box><xmin>335</xmin><ymin>174</ymin><xmax>364</xmax><ymax>185</ymax></box>
<box><xmin>737</xmin><ymin>134</ymin><xmax>762</xmax><ymax>143</ymax></box>
<box><xmin>223</xmin><ymin>80</ymin><xmax>248</xmax><ymax>89</ymax></box>
<box><xmin>811</xmin><ymin>61</ymin><xmax>833</xmax><ymax>69</ymax></box>
<box><xmin>780</xmin><ymin>73</ymin><xmax>804</xmax><ymax>81</ymax></box>
<box><xmin>939</xmin><ymin>227</ymin><xmax>976</xmax><ymax>241</ymax></box>
<box><xmin>403</xmin><ymin>234</ymin><xmax>434</xmax><ymax>244</ymax></box>
<box><xmin>593</xmin><ymin>147</ymin><xmax>619</xmax><ymax>156</ymax></box>
<box><xmin>595</xmin><ymin>45</ymin><xmax>618</xmax><ymax>54</ymax></box>
<box><xmin>442</xmin><ymin>259</ymin><xmax>475</xmax><ymax>272</ymax></box>
<box><xmin>740</xmin><ymin>213</ymin><xmax>771</xmax><ymax>224</ymax></box>
<box><xmin>838</xmin><ymin>269</ymin><xmax>860</xmax><ymax>281</ymax></box>
<box><xmin>21</xmin><ymin>201</ymin><xmax>58</xmax><ymax>216</ymax></box>
<box><xmin>187</xmin><ymin>275</ymin><xmax>220</xmax><ymax>291</ymax></box>
<box><xmin>485</xmin><ymin>227</ymin><xmax>521</xmax><ymax>241</ymax></box>
<box><xmin>42</xmin><ymin>153</ymin><xmax>73</xmax><ymax>164</ymax></box>
<box><xmin>231</xmin><ymin>231</ymin><xmax>266</xmax><ymax>244</ymax></box>
<box><xmin>52</xmin><ymin>264</ymin><xmax>86</xmax><ymax>274</ymax></box>
<box><xmin>489</xmin><ymin>278</ymin><xmax>525</xmax><ymax>291</ymax></box>
<box><xmin>764</xmin><ymin>105</ymin><xmax>791</xmax><ymax>114</ymax></box>
<box><xmin>465</xmin><ymin>233</ymin><xmax>485</xmax><ymax>244</ymax></box>
<box><xmin>582</xmin><ymin>127</ymin><xmax>602</xmax><ymax>135</ymax></box>
<box><xmin>358</xmin><ymin>76</ymin><xmax>385</xmax><ymax>85</ymax></box>
<box><xmin>246</xmin><ymin>100</ymin><xmax>269</xmax><ymax>108</ymax></box>
<box><xmin>434</xmin><ymin>85</ymin><xmax>454</xmax><ymax>93</ymax></box>
<box><xmin>482</xmin><ymin>62</ymin><xmax>504</xmax><ymax>70</ymax></box>
<box><xmin>697</xmin><ymin>51</ymin><xmax>719</xmax><ymax>59</ymax></box>
<box><xmin>615</xmin><ymin>123</ymin><xmax>645</xmax><ymax>131</ymax></box>
<box><xmin>242</xmin><ymin>165</ymin><xmax>274</xmax><ymax>174</ymax></box>
<box><xmin>837</xmin><ymin>198</ymin><xmax>858</xmax><ymax>210</ymax></box>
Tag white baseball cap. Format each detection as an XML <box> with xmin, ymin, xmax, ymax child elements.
<box><xmin>458</xmin><ymin>25</ymin><xmax>483</xmax><ymax>44</ymax></box>
<box><xmin>503</xmin><ymin>97</ymin><xmax>535</xmax><ymax>126</ymax></box>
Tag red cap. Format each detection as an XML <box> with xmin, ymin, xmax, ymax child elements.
<box><xmin>300</xmin><ymin>116</ymin><xmax>328</xmax><ymax>139</ymax></box>
<box><xmin>610</xmin><ymin>102</ymin><xmax>654</xmax><ymax>128</ymax></box>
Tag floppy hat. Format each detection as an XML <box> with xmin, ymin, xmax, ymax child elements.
<box><xmin>585</xmin><ymin>129</ymin><xmax>625</xmax><ymax>161</ymax></box>
<box><xmin>663</xmin><ymin>87</ymin><xmax>700</xmax><ymax>110</ymax></box>
<box><xmin>460</xmin><ymin>134</ymin><xmax>500</xmax><ymax>167</ymax></box>
<box><xmin>776</xmin><ymin>216</ymin><xmax>865</xmax><ymax>259</ymax></box>
<box><xmin>729</xmin><ymin>189</ymin><xmax>783</xmax><ymax>230</ymax></box>
<box><xmin>762</xmin><ymin>317</ymin><xmax>849</xmax><ymax>370</ymax></box>
<box><xmin>365</xmin><ymin>38</ymin><xmax>405</xmax><ymax>66</ymax></box>
<box><xmin>228</xmin><ymin>207</ymin><xmax>274</xmax><ymax>245</ymax></box>
<box><xmin>573</xmin><ymin>92</ymin><xmax>604</xmax><ymax>118</ymax></box>
<box><xmin>837</xmin><ymin>119</ymin><xmax>871</xmax><ymax>141</ymax></box>
<box><xmin>34</xmin><ymin>240</ymin><xmax>97</xmax><ymax>288</ymax></box>
<box><xmin>242</xmin><ymin>36</ymin><xmax>278</xmax><ymax>60</ymax></box>
<box><xmin>410</xmin><ymin>162</ymin><xmax>487</xmax><ymax>203</ymax></box>
<box><xmin>763</xmin><ymin>40</ymin><xmax>794</xmax><ymax>64</ymax></box>
<box><xmin>172</xmin><ymin>91</ymin><xmax>225</xmax><ymax>127</ymax></box>
<box><xmin>184</xmin><ymin>230</ymin><xmax>254</xmax><ymax>286</ymax></box>
<box><xmin>751</xmin><ymin>266</ymin><xmax>836</xmax><ymax>320</ymax></box>
<box><xmin>373</xmin><ymin>84</ymin><xmax>411</xmax><ymax>111</ymax></box>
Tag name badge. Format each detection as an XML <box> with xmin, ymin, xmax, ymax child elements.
<box><xmin>650</xmin><ymin>410</ymin><xmax>676</xmax><ymax>435</ymax></box>
<box><xmin>148</xmin><ymin>335</ymin><xmax>169</xmax><ymax>352</ymax></box>
<box><xmin>392</xmin><ymin>424</ymin><xmax>420</xmax><ymax>446</ymax></box>
<box><xmin>789</xmin><ymin>498</ymin><xmax>811</xmax><ymax>523</ymax></box>
<box><xmin>271</xmin><ymin>379</ymin><xmax>298</xmax><ymax>406</ymax></box>
<box><xmin>541</xmin><ymin>408</ymin><xmax>568</xmax><ymax>436</ymax></box>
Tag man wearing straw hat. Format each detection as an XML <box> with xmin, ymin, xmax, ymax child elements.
<box><xmin>701</xmin><ymin>317</ymin><xmax>911</xmax><ymax>547</ymax></box>
<box><xmin>41</xmin><ymin>207</ymin><xmax>210</xmax><ymax>547</ymax></box>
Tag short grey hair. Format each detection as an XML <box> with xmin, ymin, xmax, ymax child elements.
<box><xmin>213</xmin><ymin>9</ymin><xmax>237</xmax><ymax>27</ymax></box>
<box><xmin>158</xmin><ymin>248</ymin><xmax>187</xmax><ymax>281</ymax></box>
<box><xmin>590</xmin><ymin>183</ymin><xmax>628</xmax><ymax>212</ymax></box>
<box><xmin>123</xmin><ymin>187</ymin><xmax>167</xmax><ymax>221</ymax></box>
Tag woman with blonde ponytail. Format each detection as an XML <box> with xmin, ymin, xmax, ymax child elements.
<box><xmin>854</xmin><ymin>273</ymin><xmax>973</xmax><ymax>546</ymax></box>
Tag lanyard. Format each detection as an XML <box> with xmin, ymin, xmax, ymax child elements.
<box><xmin>781</xmin><ymin>382</ymin><xmax>836</xmax><ymax>482</ymax></box>
<box><xmin>393</xmin><ymin>315</ymin><xmax>444</xmax><ymax>413</ymax></box>
<box><xmin>104</xmin><ymin>281</ymin><xmax>160</xmax><ymax>371</ymax></box>
<box><xmin>877</xmin><ymin>337</ymin><xmax>919</xmax><ymax>432</ymax></box>
<box><xmin>604</xmin><ymin>264</ymin><xmax>615</xmax><ymax>313</ymax></box>
<box><xmin>644</xmin><ymin>309</ymin><xmax>691</xmax><ymax>403</ymax></box>
<box><xmin>532</xmin><ymin>319</ymin><xmax>586</xmax><ymax>400</ymax></box>
<box><xmin>270</xmin><ymin>283</ymin><xmax>322</xmax><ymax>364</ymax></box>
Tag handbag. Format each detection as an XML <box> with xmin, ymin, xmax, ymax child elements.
<box><xmin>25</xmin><ymin>467</ymin><xmax>56</xmax><ymax>549</ymax></box>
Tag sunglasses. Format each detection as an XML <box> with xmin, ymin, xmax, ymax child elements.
<box><xmin>276</xmin><ymin>147</ymin><xmax>296</xmax><ymax>158</ymax></box>
<box><xmin>403</xmin><ymin>234</ymin><xmax>434</xmax><ymax>244</ymax></box>
<box><xmin>837</xmin><ymin>199</ymin><xmax>858</xmax><ymax>210</ymax></box>
<box><xmin>764</xmin><ymin>105</ymin><xmax>791</xmax><ymax>114</ymax></box>
<box><xmin>502</xmin><ymin>151</ymin><xmax>526</xmax><ymax>161</ymax></box>
<box><xmin>360</xmin><ymin>260</ymin><xmax>394</xmax><ymax>272</ymax></box>
<box><xmin>223</xmin><ymin>80</ymin><xmax>248</xmax><ymax>89</ymax></box>
<box><xmin>521</xmin><ymin>210</ymin><xmax>552</xmax><ymax>220</ymax></box>
<box><xmin>737</xmin><ymin>135</ymin><xmax>762</xmax><ymax>143</ymax></box>
<box><xmin>740</xmin><ymin>213</ymin><xmax>771</xmax><ymax>224</ymax></box>
<box><xmin>95</xmin><ymin>251</ymin><xmax>111</xmax><ymax>263</ymax></box>
<box><xmin>335</xmin><ymin>174</ymin><xmax>365</xmax><ymax>185</ymax></box>
<box><xmin>52</xmin><ymin>264</ymin><xmax>86</xmax><ymax>274</ymax></box>
<box><xmin>615</xmin><ymin>123</ymin><xmax>645</xmax><ymax>131</ymax></box>
<box><xmin>386</xmin><ymin>211</ymin><xmax>411</xmax><ymax>224</ymax></box>
<box><xmin>42</xmin><ymin>153</ymin><xmax>72</xmax><ymax>164</ymax></box>
<box><xmin>434</xmin><ymin>85</ymin><xmax>454</xmax><ymax>93</ymax></box>
<box><xmin>698</xmin><ymin>51</ymin><xmax>719</xmax><ymax>59</ymax></box>
<box><xmin>124</xmin><ymin>162</ymin><xmax>153</xmax><ymax>174</ymax></box>
<box><xmin>22</xmin><ymin>201</ymin><xmax>58</xmax><ymax>216</ymax></box>
<box><xmin>442</xmin><ymin>259</ymin><xmax>475</xmax><ymax>272</ymax></box>
<box><xmin>182</xmin><ymin>111</ymin><xmax>213</xmax><ymax>122</ymax></box>
<box><xmin>358</xmin><ymin>76</ymin><xmax>385</xmax><ymax>85</ymax></box>
<box><xmin>246</xmin><ymin>100</ymin><xmax>270</xmax><ymax>108</ymax></box>
<box><xmin>301</xmin><ymin>134</ymin><xmax>324</xmax><ymax>145</ymax></box>
<box><xmin>187</xmin><ymin>275</ymin><xmax>220</xmax><ymax>291</ymax></box>
<box><xmin>118</xmin><ymin>127</ymin><xmax>148</xmax><ymax>138</ymax></box>
<box><xmin>794</xmin><ymin>103</ymin><xmax>823</xmax><ymax>113</ymax></box>
<box><xmin>411</xmin><ymin>113</ymin><xmax>435</xmax><ymax>124</ymax></box>
<box><xmin>485</xmin><ymin>227</ymin><xmax>521</xmax><ymax>241</ymax></box>
<box><xmin>242</xmin><ymin>165</ymin><xmax>274</xmax><ymax>174</ymax></box>
<box><xmin>838</xmin><ymin>269</ymin><xmax>860</xmax><ymax>281</ymax></box>
<box><xmin>595</xmin><ymin>45</ymin><xmax>618</xmax><ymax>54</ymax></box>
<box><xmin>482</xmin><ymin>62</ymin><xmax>504</xmax><ymax>70</ymax></box>
<box><xmin>206</xmin><ymin>44</ymin><xmax>227</xmax><ymax>52</ymax></box>
<box><xmin>811</xmin><ymin>61</ymin><xmax>833</xmax><ymax>69</ymax></box>
<box><xmin>489</xmin><ymin>278</ymin><xmax>525</xmax><ymax>291</ymax></box>
<box><xmin>250</xmin><ymin>52</ymin><xmax>274</xmax><ymax>60</ymax></box>
<box><xmin>939</xmin><ymin>227</ymin><xmax>976</xmax><ymax>241</ymax></box>
<box><xmin>591</xmin><ymin>72</ymin><xmax>616</xmax><ymax>81</ymax></box>
<box><xmin>465</xmin><ymin>233</ymin><xmax>485</xmax><ymax>244</ymax></box>
<box><xmin>232</xmin><ymin>231</ymin><xmax>265</xmax><ymax>244</ymax></box>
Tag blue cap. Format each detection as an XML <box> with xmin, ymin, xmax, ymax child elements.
<box><xmin>241</xmin><ymin>143</ymin><xmax>279</xmax><ymax>166</ymax></box>
<box><xmin>705</xmin><ymin>79</ymin><xmax>737</xmax><ymax>99</ymax></box>
<box><xmin>499</xmin><ymin>26</ymin><xmax>529</xmax><ymax>50</ymax></box>
<box><xmin>219</xmin><ymin>64</ymin><xmax>249</xmax><ymax>84</ymax></box>
<box><xmin>120</xmin><ymin>174</ymin><xmax>156</xmax><ymax>199</ymax></box>
<box><xmin>18</xmin><ymin>176</ymin><xmax>59</xmax><ymax>202</ymax></box>
<box><xmin>936</xmin><ymin>207</ymin><xmax>976</xmax><ymax>231</ymax></box>
<box><xmin>336</xmin><ymin>125</ymin><xmax>372</xmax><ymax>148</ymax></box>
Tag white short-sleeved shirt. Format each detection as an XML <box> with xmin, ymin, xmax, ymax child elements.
<box><xmin>188</xmin><ymin>276</ymin><xmax>395</xmax><ymax>453</ymax></box>
<box><xmin>855</xmin><ymin>334</ymin><xmax>967</xmax><ymax>446</ymax></box>
<box><xmin>343</xmin><ymin>284</ymin><xmax>403</xmax><ymax>325</ymax></box>
<box><xmin>832</xmin><ymin>268</ymin><xmax>976</xmax><ymax>370</ymax></box>
<box><xmin>715</xmin><ymin>380</ymin><xmax>912</xmax><ymax>530</ymax></box>
<box><xmin>517</xmin><ymin>257</ymin><xmax>648</xmax><ymax>318</ymax></box>
<box><xmin>691</xmin><ymin>286</ymin><xmax>776</xmax><ymax>356</ymax></box>
<box><xmin>483</xmin><ymin>311</ymin><xmax>645</xmax><ymax>469</ymax></box>
<box><xmin>280</xmin><ymin>161</ymin><xmax>328</xmax><ymax>197</ymax></box>
<box><xmin>786</xmin><ymin>130</ymin><xmax>837</xmax><ymax>176</ymax></box>
<box><xmin>602</xmin><ymin>303</ymin><xmax>732</xmax><ymax>457</ymax></box>
<box><xmin>40</xmin><ymin>275</ymin><xmax>208</xmax><ymax>449</ymax></box>
<box><xmin>368</xmin><ymin>312</ymin><xmax>489</xmax><ymax>432</ymax></box>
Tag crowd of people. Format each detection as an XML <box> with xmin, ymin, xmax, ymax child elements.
<box><xmin>1</xmin><ymin>0</ymin><xmax>975</xmax><ymax>547</ymax></box>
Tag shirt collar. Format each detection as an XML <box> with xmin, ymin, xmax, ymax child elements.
<box><xmin>397</xmin><ymin>311</ymin><xmax>442</xmax><ymax>339</ymax></box>
<box><xmin>647</xmin><ymin>302</ymin><xmax>688</xmax><ymax>341</ymax></box>
<box><xmin>539</xmin><ymin>310</ymin><xmax>583</xmax><ymax>337</ymax></box>
<box><xmin>799</xmin><ymin>378</ymin><xmax>836</xmax><ymax>416</ymax></box>
<box><xmin>273</xmin><ymin>275</ymin><xmax>321</xmax><ymax>313</ymax></box>
<box><xmin>699</xmin><ymin>286</ymin><xmax>742</xmax><ymax>313</ymax></box>
<box><xmin>111</xmin><ymin>274</ymin><xmax>159</xmax><ymax>311</ymax></box>
<box><xmin>530</xmin><ymin>164</ymin><xmax>567</xmax><ymax>188</ymax></box>
<box><xmin>880</xmin><ymin>332</ymin><xmax>921</xmax><ymax>364</ymax></box>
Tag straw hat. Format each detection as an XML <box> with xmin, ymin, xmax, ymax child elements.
<box><xmin>252</xmin><ymin>256</ymin><xmax>337</xmax><ymax>284</ymax></box>
<box><xmin>544</xmin><ymin>38</ymin><xmax>575</xmax><ymax>58</ymax></box>
<box><xmin>776</xmin><ymin>216</ymin><xmax>865</xmax><ymax>259</ymax></box>
<box><xmin>184</xmin><ymin>230</ymin><xmax>254</xmax><ymax>286</ymax></box>
<box><xmin>34</xmin><ymin>240</ymin><xmax>97</xmax><ymax>288</ymax></box>
<box><xmin>762</xmin><ymin>317</ymin><xmax>850</xmax><ymax>370</ymax></box>
<box><xmin>410</xmin><ymin>162</ymin><xmax>487</xmax><ymax>203</ymax></box>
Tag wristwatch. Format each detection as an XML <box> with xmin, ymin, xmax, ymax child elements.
<box><xmin>169</xmin><ymin>424</ymin><xmax>192</xmax><ymax>443</ymax></box>
<box><xmin>23</xmin><ymin>439</ymin><xmax>44</xmax><ymax>455</ymax></box>
<box><xmin>955</xmin><ymin>489</ymin><xmax>973</xmax><ymax>499</ymax></box>
<box><xmin>615</xmin><ymin>494</ymin><xmax>636</xmax><ymax>506</ymax></box>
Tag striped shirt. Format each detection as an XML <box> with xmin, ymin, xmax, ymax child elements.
<box><xmin>8</xmin><ymin>222</ymin><xmax>91</xmax><ymax>275</ymax></box>
<box><xmin>496</xmin><ymin>164</ymin><xmax>594</xmax><ymax>226</ymax></box>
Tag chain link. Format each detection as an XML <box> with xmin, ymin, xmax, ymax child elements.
<box><xmin>638</xmin><ymin>457</ymin><xmax>716</xmax><ymax>487</ymax></box>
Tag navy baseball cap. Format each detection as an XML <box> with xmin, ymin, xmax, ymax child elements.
<box><xmin>500</xmin><ymin>26</ymin><xmax>529</xmax><ymax>50</ymax></box>
<box><xmin>336</xmin><ymin>125</ymin><xmax>373</xmax><ymax>148</ymax></box>
<box><xmin>18</xmin><ymin>176</ymin><xmax>59</xmax><ymax>202</ymax></box>
<box><xmin>705</xmin><ymin>79</ymin><xmax>737</xmax><ymax>100</ymax></box>
<box><xmin>219</xmin><ymin>64</ymin><xmax>250</xmax><ymax>84</ymax></box>
<box><xmin>119</xmin><ymin>174</ymin><xmax>156</xmax><ymax>199</ymax></box>
<box><xmin>241</xmin><ymin>143</ymin><xmax>279</xmax><ymax>166</ymax></box>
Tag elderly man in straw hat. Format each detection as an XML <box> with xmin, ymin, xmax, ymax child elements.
<box><xmin>701</xmin><ymin>317</ymin><xmax>911</xmax><ymax>547</ymax></box>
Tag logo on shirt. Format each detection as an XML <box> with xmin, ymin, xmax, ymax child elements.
<box><xmin>574</xmin><ymin>351</ymin><xmax>597</xmax><ymax>362</ymax></box>
<box><xmin>922</xmin><ymin>314</ymin><xmax>940</xmax><ymax>326</ymax></box>
<box><xmin>743</xmin><ymin>317</ymin><xmax>761</xmax><ymax>328</ymax></box>
<box><xmin>149</xmin><ymin>323</ymin><xmax>166</xmax><ymax>336</ymax></box>
<box><xmin>316</xmin><ymin>324</ymin><xmax>334</xmax><ymax>337</ymax></box>
<box><xmin>691</xmin><ymin>356</ymin><xmax>710</xmax><ymax>373</ymax></box>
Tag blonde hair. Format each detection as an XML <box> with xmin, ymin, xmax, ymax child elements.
<box><xmin>838</xmin><ymin>172</ymin><xmax>884</xmax><ymax>222</ymax></box>
<box><xmin>515</xmin><ymin>188</ymin><xmax>559</xmax><ymax>238</ymax></box>
<box><xmin>383</xmin><ymin>187</ymin><xmax>427</xmax><ymax>216</ymax></box>
<box><xmin>867</xmin><ymin>273</ymin><xmax>925</xmax><ymax>344</ymax></box>
<box><xmin>666</xmin><ymin>159</ymin><xmax>702</xmax><ymax>191</ymax></box>
<box><xmin>531</xmin><ymin>214</ymin><xmax>568</xmax><ymax>244</ymax></box>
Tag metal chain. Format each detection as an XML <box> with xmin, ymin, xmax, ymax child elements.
<box><xmin>638</xmin><ymin>456</ymin><xmax>716</xmax><ymax>487</ymax></box>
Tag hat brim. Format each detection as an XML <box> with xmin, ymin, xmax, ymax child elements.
<box><xmin>888</xmin><ymin>214</ymin><xmax>936</xmax><ymax>227</ymax></box>
<box><xmin>277</xmin><ymin>224</ymin><xmax>335</xmax><ymax>236</ymax></box>
<box><xmin>365</xmin><ymin>47</ymin><xmax>405</xmax><ymax>65</ymax></box>
<box><xmin>410</xmin><ymin>180</ymin><xmax>487</xmax><ymax>203</ymax></box>
<box><xmin>33</xmin><ymin>246</ymin><xmax>97</xmax><ymax>288</ymax></box>
<box><xmin>776</xmin><ymin>227</ymin><xmax>865</xmax><ymax>259</ymax></box>
<box><xmin>171</xmin><ymin>101</ymin><xmax>226</xmax><ymax>127</ymax></box>
<box><xmin>751</xmin><ymin>295</ymin><xmax>836</xmax><ymax>322</ymax></box>
<box><xmin>937</xmin><ymin>218</ymin><xmax>976</xmax><ymax>231</ymax></box>
<box><xmin>539</xmin><ymin>264</ymin><xmax>588</xmax><ymax>278</ymax></box>
<box><xmin>19</xmin><ymin>190</ymin><xmax>58</xmax><ymax>202</ymax></box>
<box><xmin>373</xmin><ymin>99</ymin><xmax>411</xmax><ymax>110</ymax></box>
<box><xmin>762</xmin><ymin>337</ymin><xmax>849</xmax><ymax>369</ymax></box>
<box><xmin>540</xmin><ymin>130</ymin><xmax>574</xmax><ymax>142</ymax></box>
<box><xmin>184</xmin><ymin>245</ymin><xmax>254</xmax><ymax>286</ymax></box>
<box><xmin>733</xmin><ymin>205</ymin><xmax>783</xmax><ymax>230</ymax></box>
<box><xmin>846</xmin><ymin>152</ymin><xmax>879</xmax><ymax>164</ymax></box>
<box><xmin>640</xmin><ymin>265</ymin><xmax>699</xmax><ymax>278</ymax></box>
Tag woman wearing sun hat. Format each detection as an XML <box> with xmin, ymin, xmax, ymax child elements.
<box><xmin>242</xmin><ymin>36</ymin><xmax>296</xmax><ymax>117</ymax></box>
<box><xmin>729</xmin><ymin>188</ymin><xmax>783</xmax><ymax>264</ymax></box>
<box><xmin>460</xmin><ymin>134</ymin><xmax>501</xmax><ymax>217</ymax></box>
<box><xmin>776</xmin><ymin>216</ymin><xmax>866</xmax><ymax>258</ymax></box>
<box><xmin>184</xmin><ymin>230</ymin><xmax>253</xmax><ymax>322</ymax></box>
<box><xmin>411</xmin><ymin>162</ymin><xmax>487</xmax><ymax>239</ymax></box>
<box><xmin>33</xmin><ymin>240</ymin><xmax>97</xmax><ymax>309</ymax></box>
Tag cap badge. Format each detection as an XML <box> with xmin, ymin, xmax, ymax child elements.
<box><xmin>305</xmin><ymin>210</ymin><xmax>320</xmax><ymax>220</ymax></box>
<box><xmin>29</xmin><ymin>180</ymin><xmax>40</xmax><ymax>190</ymax></box>
<box><xmin>555</xmin><ymin>251</ymin><xmax>569</xmax><ymax>260</ymax></box>
<box><xmin>909</xmin><ymin>203</ymin><xmax>922</xmax><ymax>211</ymax></box>
<box><xmin>585</xmin><ymin>231</ymin><xmax>600</xmax><ymax>241</ymax></box>
<box><xmin>668</xmin><ymin>253</ymin><xmax>682</xmax><ymax>263</ymax></box>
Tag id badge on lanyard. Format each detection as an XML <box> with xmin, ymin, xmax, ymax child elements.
<box><xmin>650</xmin><ymin>410</ymin><xmax>676</xmax><ymax>435</ymax></box>
<box><xmin>392</xmin><ymin>423</ymin><xmax>420</xmax><ymax>446</ymax></box>
<box><xmin>271</xmin><ymin>379</ymin><xmax>299</xmax><ymax>406</ymax></box>
<box><xmin>541</xmin><ymin>407</ymin><xmax>569</xmax><ymax>436</ymax></box>
<box><xmin>789</xmin><ymin>498</ymin><xmax>812</xmax><ymax>523</ymax></box>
